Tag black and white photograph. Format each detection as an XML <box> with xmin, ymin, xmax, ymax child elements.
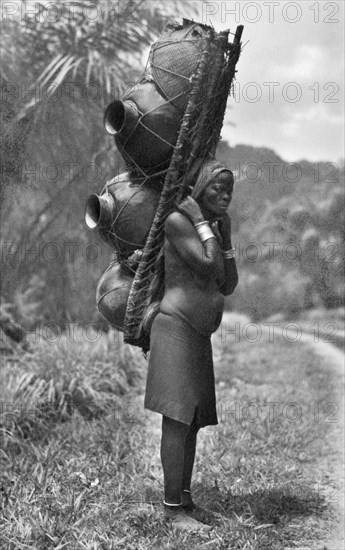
<box><xmin>1</xmin><ymin>1</ymin><xmax>344</xmax><ymax>548</ymax></box>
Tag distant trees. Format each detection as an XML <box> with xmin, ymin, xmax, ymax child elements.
<box><xmin>226</xmin><ymin>149</ymin><xmax>345</xmax><ymax>320</ymax></box>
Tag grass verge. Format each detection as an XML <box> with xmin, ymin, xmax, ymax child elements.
<box><xmin>0</xmin><ymin>319</ymin><xmax>343</xmax><ymax>549</ymax></box>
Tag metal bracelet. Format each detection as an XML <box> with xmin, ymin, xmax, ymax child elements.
<box><xmin>222</xmin><ymin>248</ymin><xmax>235</xmax><ymax>259</ymax></box>
<box><xmin>194</xmin><ymin>220</ymin><xmax>209</xmax><ymax>228</ymax></box>
<box><xmin>195</xmin><ymin>223</ymin><xmax>215</xmax><ymax>243</ymax></box>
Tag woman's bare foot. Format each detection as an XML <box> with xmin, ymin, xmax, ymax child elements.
<box><xmin>182</xmin><ymin>490</ymin><xmax>209</xmax><ymax>513</ymax></box>
<box><xmin>164</xmin><ymin>504</ymin><xmax>211</xmax><ymax>532</ymax></box>
<box><xmin>181</xmin><ymin>491</ymin><xmax>215</xmax><ymax>524</ymax></box>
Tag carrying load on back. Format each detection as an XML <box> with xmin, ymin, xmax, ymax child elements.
<box><xmin>85</xmin><ymin>18</ymin><xmax>243</xmax><ymax>353</ymax></box>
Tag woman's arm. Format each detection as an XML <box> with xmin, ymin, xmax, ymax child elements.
<box><xmin>165</xmin><ymin>211</ymin><xmax>223</xmax><ymax>277</ymax></box>
<box><xmin>217</xmin><ymin>214</ymin><xmax>239</xmax><ymax>295</ymax></box>
<box><xmin>220</xmin><ymin>257</ymin><xmax>238</xmax><ymax>295</ymax></box>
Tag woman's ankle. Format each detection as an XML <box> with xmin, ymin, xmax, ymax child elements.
<box><xmin>163</xmin><ymin>500</ymin><xmax>183</xmax><ymax>517</ymax></box>
<box><xmin>181</xmin><ymin>489</ymin><xmax>195</xmax><ymax>509</ymax></box>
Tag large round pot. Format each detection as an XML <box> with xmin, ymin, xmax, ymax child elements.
<box><xmin>96</xmin><ymin>261</ymin><xmax>134</xmax><ymax>332</ymax></box>
<box><xmin>103</xmin><ymin>20</ymin><xmax>220</xmax><ymax>174</ymax></box>
<box><xmin>104</xmin><ymin>82</ymin><xmax>183</xmax><ymax>174</ymax></box>
<box><xmin>85</xmin><ymin>171</ymin><xmax>161</xmax><ymax>258</ymax></box>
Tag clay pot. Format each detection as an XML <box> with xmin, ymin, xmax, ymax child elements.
<box><xmin>103</xmin><ymin>20</ymin><xmax>219</xmax><ymax>174</ymax></box>
<box><xmin>104</xmin><ymin>82</ymin><xmax>183</xmax><ymax>174</ymax></box>
<box><xmin>85</xmin><ymin>171</ymin><xmax>161</xmax><ymax>257</ymax></box>
<box><xmin>96</xmin><ymin>261</ymin><xmax>134</xmax><ymax>331</ymax></box>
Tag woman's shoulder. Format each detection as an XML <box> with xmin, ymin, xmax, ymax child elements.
<box><xmin>166</xmin><ymin>211</ymin><xmax>192</xmax><ymax>232</ymax></box>
<box><xmin>165</xmin><ymin>211</ymin><xmax>194</xmax><ymax>241</ymax></box>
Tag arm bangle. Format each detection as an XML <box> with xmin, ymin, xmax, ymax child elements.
<box><xmin>195</xmin><ymin>222</ymin><xmax>215</xmax><ymax>243</ymax></box>
<box><xmin>194</xmin><ymin>221</ymin><xmax>209</xmax><ymax>228</ymax></box>
<box><xmin>223</xmin><ymin>248</ymin><xmax>235</xmax><ymax>259</ymax></box>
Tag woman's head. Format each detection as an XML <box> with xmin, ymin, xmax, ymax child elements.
<box><xmin>191</xmin><ymin>160</ymin><xmax>234</xmax><ymax>219</ymax></box>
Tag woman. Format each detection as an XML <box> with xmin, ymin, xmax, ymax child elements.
<box><xmin>144</xmin><ymin>159</ymin><xmax>239</xmax><ymax>531</ymax></box>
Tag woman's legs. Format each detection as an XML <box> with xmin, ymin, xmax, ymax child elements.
<box><xmin>161</xmin><ymin>415</ymin><xmax>199</xmax><ymax>505</ymax></box>
<box><xmin>161</xmin><ymin>415</ymin><xmax>189</xmax><ymax>504</ymax></box>
<box><xmin>160</xmin><ymin>415</ymin><xmax>209</xmax><ymax>531</ymax></box>
<box><xmin>182</xmin><ymin>419</ymin><xmax>199</xmax><ymax>507</ymax></box>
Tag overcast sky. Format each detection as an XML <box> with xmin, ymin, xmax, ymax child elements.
<box><xmin>195</xmin><ymin>0</ymin><xmax>344</xmax><ymax>162</ymax></box>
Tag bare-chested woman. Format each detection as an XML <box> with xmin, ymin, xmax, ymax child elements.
<box><xmin>144</xmin><ymin>159</ymin><xmax>238</xmax><ymax>531</ymax></box>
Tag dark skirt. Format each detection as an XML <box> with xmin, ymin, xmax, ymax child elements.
<box><xmin>144</xmin><ymin>311</ymin><xmax>218</xmax><ymax>428</ymax></box>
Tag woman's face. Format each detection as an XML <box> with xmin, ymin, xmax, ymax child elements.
<box><xmin>199</xmin><ymin>171</ymin><xmax>234</xmax><ymax>218</ymax></box>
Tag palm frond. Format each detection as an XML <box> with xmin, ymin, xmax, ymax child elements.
<box><xmin>46</xmin><ymin>55</ymin><xmax>76</xmax><ymax>95</ymax></box>
<box><xmin>2</xmin><ymin>0</ymin><xmax>199</xmax><ymax>116</ymax></box>
<box><xmin>35</xmin><ymin>53</ymin><xmax>66</xmax><ymax>85</ymax></box>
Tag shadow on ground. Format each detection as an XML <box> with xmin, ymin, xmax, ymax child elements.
<box><xmin>142</xmin><ymin>483</ymin><xmax>326</xmax><ymax>526</ymax></box>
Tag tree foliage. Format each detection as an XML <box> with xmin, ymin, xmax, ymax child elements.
<box><xmin>221</xmin><ymin>146</ymin><xmax>345</xmax><ymax>319</ymax></box>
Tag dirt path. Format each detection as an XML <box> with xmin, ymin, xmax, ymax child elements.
<box><xmin>293</xmin><ymin>330</ymin><xmax>345</xmax><ymax>550</ymax></box>
<box><xmin>222</xmin><ymin>314</ymin><xmax>345</xmax><ymax>549</ymax></box>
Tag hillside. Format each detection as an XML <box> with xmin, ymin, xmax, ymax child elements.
<box><xmin>215</xmin><ymin>141</ymin><xmax>344</xmax><ymax>320</ymax></box>
<box><xmin>216</xmin><ymin>141</ymin><xmax>344</xmax><ymax>232</ymax></box>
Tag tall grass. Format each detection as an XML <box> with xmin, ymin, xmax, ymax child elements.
<box><xmin>0</xmin><ymin>327</ymin><xmax>147</xmax><ymax>449</ymax></box>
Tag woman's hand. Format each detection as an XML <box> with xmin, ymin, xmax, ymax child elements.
<box><xmin>217</xmin><ymin>213</ymin><xmax>232</xmax><ymax>248</ymax></box>
<box><xmin>211</xmin><ymin>222</ymin><xmax>222</xmax><ymax>245</ymax></box>
<box><xmin>176</xmin><ymin>196</ymin><xmax>204</xmax><ymax>224</ymax></box>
